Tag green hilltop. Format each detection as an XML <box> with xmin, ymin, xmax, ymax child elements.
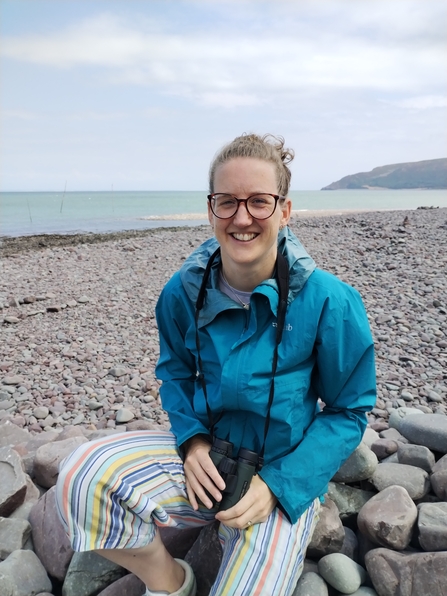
<box><xmin>322</xmin><ymin>158</ymin><xmax>447</xmax><ymax>190</ymax></box>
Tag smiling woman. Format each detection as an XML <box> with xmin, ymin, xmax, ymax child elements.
<box><xmin>56</xmin><ymin>133</ymin><xmax>376</xmax><ymax>596</ymax></box>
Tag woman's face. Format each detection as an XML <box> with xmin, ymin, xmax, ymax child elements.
<box><xmin>208</xmin><ymin>157</ymin><xmax>291</xmax><ymax>276</ymax></box>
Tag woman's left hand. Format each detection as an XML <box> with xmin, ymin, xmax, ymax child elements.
<box><xmin>215</xmin><ymin>475</ymin><xmax>277</xmax><ymax>529</ymax></box>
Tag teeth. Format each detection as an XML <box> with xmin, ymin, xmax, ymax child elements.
<box><xmin>232</xmin><ymin>233</ymin><xmax>257</xmax><ymax>241</ymax></box>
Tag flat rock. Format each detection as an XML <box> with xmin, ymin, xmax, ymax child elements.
<box><xmin>417</xmin><ymin>502</ymin><xmax>447</xmax><ymax>551</ymax></box>
<box><xmin>399</xmin><ymin>414</ymin><xmax>447</xmax><ymax>454</ymax></box>
<box><xmin>318</xmin><ymin>553</ymin><xmax>367</xmax><ymax>594</ymax></box>
<box><xmin>29</xmin><ymin>486</ymin><xmax>74</xmax><ymax>580</ymax></box>
<box><xmin>0</xmin><ymin>446</ymin><xmax>28</xmax><ymax>517</ymax></box>
<box><xmin>34</xmin><ymin>435</ymin><xmax>89</xmax><ymax>488</ymax></box>
<box><xmin>332</xmin><ymin>442</ymin><xmax>378</xmax><ymax>483</ymax></box>
<box><xmin>388</xmin><ymin>407</ymin><xmax>423</xmax><ymax>432</ymax></box>
<box><xmin>96</xmin><ymin>574</ymin><xmax>145</xmax><ymax>596</ymax></box>
<box><xmin>370</xmin><ymin>463</ymin><xmax>430</xmax><ymax>500</ymax></box>
<box><xmin>365</xmin><ymin>548</ymin><xmax>447</xmax><ymax>596</ymax></box>
<box><xmin>0</xmin><ymin>420</ymin><xmax>30</xmax><ymax>448</ymax></box>
<box><xmin>357</xmin><ymin>485</ymin><xmax>417</xmax><ymax>550</ymax></box>
<box><xmin>0</xmin><ymin>549</ymin><xmax>52</xmax><ymax>596</ymax></box>
<box><xmin>307</xmin><ymin>497</ymin><xmax>345</xmax><ymax>558</ymax></box>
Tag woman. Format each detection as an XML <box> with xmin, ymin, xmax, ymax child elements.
<box><xmin>56</xmin><ymin>134</ymin><xmax>376</xmax><ymax>596</ymax></box>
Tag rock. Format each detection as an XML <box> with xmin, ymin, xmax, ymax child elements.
<box><xmin>77</xmin><ymin>295</ymin><xmax>90</xmax><ymax>303</ymax></box>
<box><xmin>357</xmin><ymin>485</ymin><xmax>417</xmax><ymax>550</ymax></box>
<box><xmin>293</xmin><ymin>571</ymin><xmax>329</xmax><ymax>596</ymax></box>
<box><xmin>29</xmin><ymin>486</ymin><xmax>74</xmax><ymax>580</ymax></box>
<box><xmin>332</xmin><ymin>442</ymin><xmax>378</xmax><ymax>483</ymax></box>
<box><xmin>159</xmin><ymin>526</ymin><xmax>202</xmax><ymax>560</ymax></box>
<box><xmin>307</xmin><ymin>497</ymin><xmax>345</xmax><ymax>558</ymax></box>
<box><xmin>370</xmin><ymin>439</ymin><xmax>398</xmax><ymax>460</ymax></box>
<box><xmin>327</xmin><ymin>483</ymin><xmax>375</xmax><ymax>527</ymax></box>
<box><xmin>370</xmin><ymin>463</ymin><xmax>430</xmax><ymax>500</ymax></box>
<box><xmin>365</xmin><ymin>548</ymin><xmax>447</xmax><ymax>596</ymax></box>
<box><xmin>0</xmin><ymin>446</ymin><xmax>28</xmax><ymax>517</ymax></box>
<box><xmin>431</xmin><ymin>460</ymin><xmax>447</xmax><ymax>500</ymax></box>
<box><xmin>0</xmin><ymin>549</ymin><xmax>52</xmax><ymax>596</ymax></box>
<box><xmin>362</xmin><ymin>428</ymin><xmax>380</xmax><ymax>448</ymax></box>
<box><xmin>388</xmin><ymin>407</ymin><xmax>423</xmax><ymax>432</ymax></box>
<box><xmin>417</xmin><ymin>502</ymin><xmax>447</xmax><ymax>551</ymax></box>
<box><xmin>2</xmin><ymin>376</ymin><xmax>23</xmax><ymax>385</ymax></box>
<box><xmin>318</xmin><ymin>553</ymin><xmax>367</xmax><ymax>594</ymax></box>
<box><xmin>0</xmin><ymin>517</ymin><xmax>32</xmax><ymax>559</ymax></box>
<box><xmin>339</xmin><ymin>526</ymin><xmax>359</xmax><ymax>561</ymax></box>
<box><xmin>62</xmin><ymin>551</ymin><xmax>127</xmax><ymax>596</ymax></box>
<box><xmin>338</xmin><ymin>587</ymin><xmax>378</xmax><ymax>596</ymax></box>
<box><xmin>397</xmin><ymin>443</ymin><xmax>435</xmax><ymax>473</ymax></box>
<box><xmin>185</xmin><ymin>523</ymin><xmax>221</xmax><ymax>596</ymax></box>
<box><xmin>33</xmin><ymin>406</ymin><xmax>50</xmax><ymax>419</ymax></box>
<box><xmin>0</xmin><ymin>420</ymin><xmax>30</xmax><ymax>448</ymax></box>
<box><xmin>96</xmin><ymin>574</ymin><xmax>145</xmax><ymax>596</ymax></box>
<box><xmin>399</xmin><ymin>414</ymin><xmax>447</xmax><ymax>454</ymax></box>
<box><xmin>109</xmin><ymin>367</ymin><xmax>128</xmax><ymax>378</ymax></box>
<box><xmin>116</xmin><ymin>408</ymin><xmax>135</xmax><ymax>423</ymax></box>
<box><xmin>34</xmin><ymin>436</ymin><xmax>89</xmax><ymax>488</ymax></box>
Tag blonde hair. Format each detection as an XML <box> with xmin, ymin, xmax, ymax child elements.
<box><xmin>209</xmin><ymin>133</ymin><xmax>294</xmax><ymax>196</ymax></box>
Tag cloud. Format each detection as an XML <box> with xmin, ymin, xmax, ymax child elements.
<box><xmin>384</xmin><ymin>95</ymin><xmax>447</xmax><ymax>110</ymax></box>
<box><xmin>1</xmin><ymin>3</ymin><xmax>446</xmax><ymax>109</ymax></box>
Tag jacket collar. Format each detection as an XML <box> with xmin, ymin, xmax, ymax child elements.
<box><xmin>179</xmin><ymin>227</ymin><xmax>316</xmax><ymax>327</ymax></box>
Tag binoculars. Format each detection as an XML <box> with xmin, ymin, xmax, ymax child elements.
<box><xmin>209</xmin><ymin>437</ymin><xmax>259</xmax><ymax>511</ymax></box>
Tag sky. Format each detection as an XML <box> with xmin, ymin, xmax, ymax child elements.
<box><xmin>1</xmin><ymin>0</ymin><xmax>446</xmax><ymax>191</ymax></box>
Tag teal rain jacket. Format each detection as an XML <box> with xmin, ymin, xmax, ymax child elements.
<box><xmin>155</xmin><ymin>228</ymin><xmax>376</xmax><ymax>523</ymax></box>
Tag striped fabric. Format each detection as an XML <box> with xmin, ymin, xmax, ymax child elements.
<box><xmin>56</xmin><ymin>430</ymin><xmax>320</xmax><ymax>596</ymax></box>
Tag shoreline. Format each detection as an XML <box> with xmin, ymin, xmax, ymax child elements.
<box><xmin>1</xmin><ymin>206</ymin><xmax>440</xmax><ymax>257</ymax></box>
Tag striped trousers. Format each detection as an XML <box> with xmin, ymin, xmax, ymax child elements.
<box><xmin>56</xmin><ymin>430</ymin><xmax>319</xmax><ymax>596</ymax></box>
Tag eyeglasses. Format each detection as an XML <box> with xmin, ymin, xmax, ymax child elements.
<box><xmin>207</xmin><ymin>193</ymin><xmax>285</xmax><ymax>220</ymax></box>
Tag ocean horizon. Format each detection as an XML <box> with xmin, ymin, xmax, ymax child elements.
<box><xmin>1</xmin><ymin>189</ymin><xmax>446</xmax><ymax>238</ymax></box>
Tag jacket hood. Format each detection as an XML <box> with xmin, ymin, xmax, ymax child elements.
<box><xmin>179</xmin><ymin>227</ymin><xmax>316</xmax><ymax>308</ymax></box>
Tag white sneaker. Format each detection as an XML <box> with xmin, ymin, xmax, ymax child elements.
<box><xmin>144</xmin><ymin>559</ymin><xmax>197</xmax><ymax>596</ymax></box>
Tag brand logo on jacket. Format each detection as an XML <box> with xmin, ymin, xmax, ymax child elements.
<box><xmin>272</xmin><ymin>322</ymin><xmax>293</xmax><ymax>331</ymax></box>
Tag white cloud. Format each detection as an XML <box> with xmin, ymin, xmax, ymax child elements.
<box><xmin>384</xmin><ymin>95</ymin><xmax>447</xmax><ymax>110</ymax></box>
<box><xmin>2</xmin><ymin>6</ymin><xmax>445</xmax><ymax>109</ymax></box>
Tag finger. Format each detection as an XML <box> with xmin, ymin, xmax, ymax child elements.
<box><xmin>185</xmin><ymin>478</ymin><xmax>199</xmax><ymax>511</ymax></box>
<box><xmin>185</xmin><ymin>470</ymin><xmax>219</xmax><ymax>509</ymax></box>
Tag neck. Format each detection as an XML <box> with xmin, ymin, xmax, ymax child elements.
<box><xmin>221</xmin><ymin>253</ymin><xmax>277</xmax><ymax>292</ymax></box>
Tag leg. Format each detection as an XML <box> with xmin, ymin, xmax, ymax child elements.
<box><xmin>56</xmin><ymin>430</ymin><xmax>215</xmax><ymax>592</ymax></box>
<box><xmin>211</xmin><ymin>498</ymin><xmax>320</xmax><ymax>596</ymax></box>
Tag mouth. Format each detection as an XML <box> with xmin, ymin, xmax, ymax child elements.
<box><xmin>231</xmin><ymin>233</ymin><xmax>258</xmax><ymax>242</ymax></box>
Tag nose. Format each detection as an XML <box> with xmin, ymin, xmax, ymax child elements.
<box><xmin>232</xmin><ymin>200</ymin><xmax>252</xmax><ymax>225</ymax></box>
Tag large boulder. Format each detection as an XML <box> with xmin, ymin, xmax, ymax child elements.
<box><xmin>62</xmin><ymin>551</ymin><xmax>127</xmax><ymax>596</ymax></box>
<box><xmin>318</xmin><ymin>553</ymin><xmax>367</xmax><ymax>594</ymax></box>
<box><xmin>417</xmin><ymin>502</ymin><xmax>447</xmax><ymax>552</ymax></box>
<box><xmin>33</xmin><ymin>436</ymin><xmax>88</xmax><ymax>488</ymax></box>
<box><xmin>0</xmin><ymin>549</ymin><xmax>52</xmax><ymax>596</ymax></box>
<box><xmin>306</xmin><ymin>497</ymin><xmax>345</xmax><ymax>558</ymax></box>
<box><xmin>0</xmin><ymin>446</ymin><xmax>28</xmax><ymax>517</ymax></box>
<box><xmin>357</xmin><ymin>486</ymin><xmax>417</xmax><ymax>550</ymax></box>
<box><xmin>185</xmin><ymin>522</ymin><xmax>221</xmax><ymax>596</ymax></box>
<box><xmin>399</xmin><ymin>414</ymin><xmax>447</xmax><ymax>454</ymax></box>
<box><xmin>332</xmin><ymin>442</ymin><xmax>378</xmax><ymax>483</ymax></box>
<box><xmin>370</xmin><ymin>463</ymin><xmax>430</xmax><ymax>500</ymax></box>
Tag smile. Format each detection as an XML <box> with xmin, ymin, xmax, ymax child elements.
<box><xmin>231</xmin><ymin>233</ymin><xmax>258</xmax><ymax>242</ymax></box>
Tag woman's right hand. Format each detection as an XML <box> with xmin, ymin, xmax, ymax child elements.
<box><xmin>183</xmin><ymin>436</ymin><xmax>226</xmax><ymax>510</ymax></box>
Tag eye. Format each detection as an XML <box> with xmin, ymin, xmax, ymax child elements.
<box><xmin>249</xmin><ymin>195</ymin><xmax>270</xmax><ymax>206</ymax></box>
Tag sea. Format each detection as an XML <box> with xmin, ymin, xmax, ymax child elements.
<box><xmin>1</xmin><ymin>189</ymin><xmax>446</xmax><ymax>238</ymax></box>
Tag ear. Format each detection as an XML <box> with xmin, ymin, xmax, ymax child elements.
<box><xmin>280</xmin><ymin>197</ymin><xmax>292</xmax><ymax>227</ymax></box>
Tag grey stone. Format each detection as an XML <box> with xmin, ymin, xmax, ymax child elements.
<box><xmin>397</xmin><ymin>443</ymin><xmax>435</xmax><ymax>473</ymax></box>
<box><xmin>34</xmin><ymin>435</ymin><xmax>88</xmax><ymax>487</ymax></box>
<box><xmin>400</xmin><ymin>390</ymin><xmax>414</xmax><ymax>402</ymax></box>
<box><xmin>0</xmin><ymin>572</ymin><xmax>16</xmax><ymax>596</ymax></box>
<box><xmin>365</xmin><ymin>548</ymin><xmax>447</xmax><ymax>596</ymax></box>
<box><xmin>0</xmin><ymin>549</ymin><xmax>52</xmax><ymax>596</ymax></box>
<box><xmin>339</xmin><ymin>526</ymin><xmax>359</xmax><ymax>562</ymax></box>
<box><xmin>370</xmin><ymin>439</ymin><xmax>398</xmax><ymax>460</ymax></box>
<box><xmin>29</xmin><ymin>486</ymin><xmax>74</xmax><ymax>581</ymax></box>
<box><xmin>399</xmin><ymin>413</ymin><xmax>447</xmax><ymax>454</ymax></box>
<box><xmin>109</xmin><ymin>367</ymin><xmax>128</xmax><ymax>377</ymax></box>
<box><xmin>318</xmin><ymin>553</ymin><xmax>367</xmax><ymax>594</ymax></box>
<box><xmin>33</xmin><ymin>406</ymin><xmax>49</xmax><ymax>419</ymax></box>
<box><xmin>116</xmin><ymin>408</ymin><xmax>135</xmax><ymax>423</ymax></box>
<box><xmin>0</xmin><ymin>420</ymin><xmax>30</xmax><ymax>448</ymax></box>
<box><xmin>0</xmin><ymin>446</ymin><xmax>28</xmax><ymax>517</ymax></box>
<box><xmin>417</xmin><ymin>502</ymin><xmax>447</xmax><ymax>551</ymax></box>
<box><xmin>62</xmin><ymin>551</ymin><xmax>127</xmax><ymax>596</ymax></box>
<box><xmin>0</xmin><ymin>517</ymin><xmax>32</xmax><ymax>559</ymax></box>
<box><xmin>370</xmin><ymin>462</ymin><xmax>430</xmax><ymax>500</ymax></box>
<box><xmin>336</xmin><ymin>589</ymin><xmax>378</xmax><ymax>596</ymax></box>
<box><xmin>185</xmin><ymin>522</ymin><xmax>221</xmax><ymax>596</ymax></box>
<box><xmin>332</xmin><ymin>442</ymin><xmax>378</xmax><ymax>483</ymax></box>
<box><xmin>357</xmin><ymin>485</ymin><xmax>417</xmax><ymax>550</ymax></box>
<box><xmin>307</xmin><ymin>497</ymin><xmax>345</xmax><ymax>558</ymax></box>
<box><xmin>96</xmin><ymin>574</ymin><xmax>145</xmax><ymax>596</ymax></box>
<box><xmin>362</xmin><ymin>428</ymin><xmax>380</xmax><ymax>448</ymax></box>
<box><xmin>431</xmin><ymin>454</ymin><xmax>447</xmax><ymax>500</ymax></box>
<box><xmin>292</xmin><ymin>571</ymin><xmax>329</xmax><ymax>596</ymax></box>
<box><xmin>327</xmin><ymin>482</ymin><xmax>375</xmax><ymax>526</ymax></box>
<box><xmin>388</xmin><ymin>407</ymin><xmax>423</xmax><ymax>432</ymax></box>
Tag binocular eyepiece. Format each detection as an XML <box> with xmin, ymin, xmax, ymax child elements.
<box><xmin>209</xmin><ymin>438</ymin><xmax>259</xmax><ymax>511</ymax></box>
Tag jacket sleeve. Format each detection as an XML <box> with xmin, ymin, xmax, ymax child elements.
<box><xmin>259</xmin><ymin>285</ymin><xmax>376</xmax><ymax>524</ymax></box>
<box><xmin>155</xmin><ymin>276</ymin><xmax>210</xmax><ymax>447</ymax></box>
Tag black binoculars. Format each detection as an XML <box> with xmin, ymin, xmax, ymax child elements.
<box><xmin>209</xmin><ymin>437</ymin><xmax>259</xmax><ymax>511</ymax></box>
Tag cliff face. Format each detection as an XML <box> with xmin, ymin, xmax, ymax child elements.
<box><xmin>322</xmin><ymin>158</ymin><xmax>447</xmax><ymax>190</ymax></box>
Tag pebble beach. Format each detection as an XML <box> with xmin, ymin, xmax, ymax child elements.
<box><xmin>1</xmin><ymin>207</ymin><xmax>446</xmax><ymax>431</ymax></box>
<box><xmin>1</xmin><ymin>207</ymin><xmax>447</xmax><ymax>596</ymax></box>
